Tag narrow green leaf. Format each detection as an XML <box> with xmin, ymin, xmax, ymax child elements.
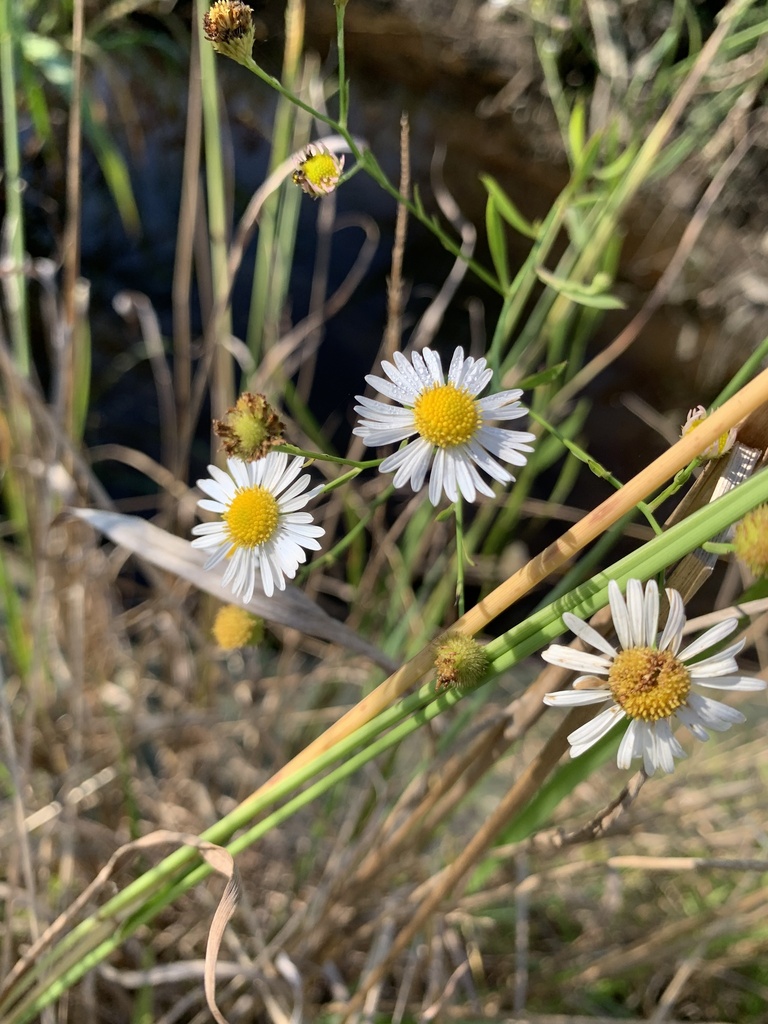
<box><xmin>485</xmin><ymin>195</ymin><xmax>510</xmax><ymax>291</ymax></box>
<box><xmin>536</xmin><ymin>265</ymin><xmax>626</xmax><ymax>309</ymax></box>
<box><xmin>480</xmin><ymin>174</ymin><xmax>538</xmax><ymax>239</ymax></box>
<box><xmin>517</xmin><ymin>362</ymin><xmax>567</xmax><ymax>390</ymax></box>
<box><xmin>568</xmin><ymin>98</ymin><xmax>586</xmax><ymax>163</ymax></box>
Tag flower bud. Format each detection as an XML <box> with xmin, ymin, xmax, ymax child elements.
<box><xmin>212</xmin><ymin>605</ymin><xmax>265</xmax><ymax>649</ymax></box>
<box><xmin>734</xmin><ymin>505</ymin><xmax>768</xmax><ymax>577</ymax></box>
<box><xmin>434</xmin><ymin>633</ymin><xmax>489</xmax><ymax>693</ymax></box>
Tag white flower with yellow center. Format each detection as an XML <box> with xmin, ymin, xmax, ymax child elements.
<box><xmin>542</xmin><ymin>579</ymin><xmax>765</xmax><ymax>775</ymax></box>
<box><xmin>353</xmin><ymin>347</ymin><xmax>535</xmax><ymax>505</ymax></box>
<box><xmin>191</xmin><ymin>453</ymin><xmax>325</xmax><ymax>601</ymax></box>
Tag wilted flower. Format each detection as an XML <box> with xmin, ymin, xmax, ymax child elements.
<box><xmin>353</xmin><ymin>346</ymin><xmax>535</xmax><ymax>505</ymax></box>
<box><xmin>213</xmin><ymin>392</ymin><xmax>285</xmax><ymax>462</ymax></box>
<box><xmin>542</xmin><ymin>579</ymin><xmax>765</xmax><ymax>776</ymax></box>
<box><xmin>192</xmin><ymin>453</ymin><xmax>325</xmax><ymax>600</ymax></box>
<box><xmin>680</xmin><ymin>405</ymin><xmax>736</xmax><ymax>460</ymax></box>
<box><xmin>203</xmin><ymin>1</ymin><xmax>255</xmax><ymax>66</ymax></box>
<box><xmin>292</xmin><ymin>142</ymin><xmax>345</xmax><ymax>198</ymax></box>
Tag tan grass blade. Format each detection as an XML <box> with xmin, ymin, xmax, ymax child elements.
<box><xmin>69</xmin><ymin>507</ymin><xmax>396</xmax><ymax>670</ymax></box>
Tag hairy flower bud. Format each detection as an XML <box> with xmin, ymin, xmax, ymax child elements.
<box><xmin>434</xmin><ymin>633</ymin><xmax>490</xmax><ymax>693</ymax></box>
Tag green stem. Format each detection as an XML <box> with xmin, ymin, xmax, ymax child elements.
<box><xmin>335</xmin><ymin>0</ymin><xmax>349</xmax><ymax>130</ymax></box>
<box><xmin>0</xmin><ymin>0</ymin><xmax>29</xmax><ymax>372</ymax></box>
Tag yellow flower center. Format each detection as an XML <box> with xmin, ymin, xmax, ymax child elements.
<box><xmin>303</xmin><ymin>152</ymin><xmax>340</xmax><ymax>186</ymax></box>
<box><xmin>413</xmin><ymin>383</ymin><xmax>480</xmax><ymax>448</ymax></box>
<box><xmin>224</xmin><ymin>487</ymin><xmax>279</xmax><ymax>548</ymax></box>
<box><xmin>608</xmin><ymin>647</ymin><xmax>691</xmax><ymax>721</ymax></box>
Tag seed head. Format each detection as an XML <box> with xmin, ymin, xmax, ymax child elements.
<box><xmin>203</xmin><ymin>1</ymin><xmax>255</xmax><ymax>66</ymax></box>
<box><xmin>213</xmin><ymin>392</ymin><xmax>285</xmax><ymax>462</ymax></box>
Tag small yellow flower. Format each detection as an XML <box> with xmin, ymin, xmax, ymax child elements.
<box><xmin>212</xmin><ymin>605</ymin><xmax>265</xmax><ymax>649</ymax></box>
<box><xmin>435</xmin><ymin>633</ymin><xmax>490</xmax><ymax>692</ymax></box>
<box><xmin>680</xmin><ymin>405</ymin><xmax>736</xmax><ymax>460</ymax></box>
<box><xmin>213</xmin><ymin>392</ymin><xmax>285</xmax><ymax>462</ymax></box>
<box><xmin>292</xmin><ymin>142</ymin><xmax>345</xmax><ymax>199</ymax></box>
<box><xmin>734</xmin><ymin>505</ymin><xmax>768</xmax><ymax>577</ymax></box>
<box><xmin>203</xmin><ymin>1</ymin><xmax>255</xmax><ymax>66</ymax></box>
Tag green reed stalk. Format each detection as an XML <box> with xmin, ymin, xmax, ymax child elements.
<box><xmin>4</xmin><ymin>465</ymin><xmax>768</xmax><ymax>1024</ymax></box>
<box><xmin>198</xmin><ymin>0</ymin><xmax>234</xmax><ymax>415</ymax></box>
<box><xmin>0</xmin><ymin>0</ymin><xmax>30</xmax><ymax>372</ymax></box>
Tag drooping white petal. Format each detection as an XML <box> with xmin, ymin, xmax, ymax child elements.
<box><xmin>562</xmin><ymin>612</ymin><xmax>617</xmax><ymax>657</ymax></box>
<box><xmin>543</xmin><ymin>689</ymin><xmax>610</xmax><ymax>706</ymax></box>
<box><xmin>540</xmin><ymin>645</ymin><xmax>613</xmax><ymax>673</ymax></box>
<box><xmin>567</xmin><ymin>703</ymin><xmax>625</xmax><ymax>755</ymax></box>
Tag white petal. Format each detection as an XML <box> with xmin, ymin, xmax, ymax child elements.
<box><xmin>543</xmin><ymin>689</ymin><xmax>611</xmax><ymax>706</ymax></box>
<box><xmin>625</xmin><ymin>578</ymin><xmax>645</xmax><ymax>648</ymax></box>
<box><xmin>643</xmin><ymin>580</ymin><xmax>660</xmax><ymax>648</ymax></box>
<box><xmin>686</xmin><ymin>691</ymin><xmax>745</xmax><ymax>731</ymax></box>
<box><xmin>541</xmin><ymin>645</ymin><xmax>613</xmax><ymax>673</ymax></box>
<box><xmin>659</xmin><ymin>589</ymin><xmax>685</xmax><ymax>653</ymax></box>
<box><xmin>678</xmin><ymin>618</ymin><xmax>739</xmax><ymax>662</ymax></box>
<box><xmin>562</xmin><ymin>613</ymin><xmax>617</xmax><ymax>657</ymax></box>
<box><xmin>617</xmin><ymin>718</ymin><xmax>645</xmax><ymax>769</ymax></box>
<box><xmin>568</xmin><ymin>704</ymin><xmax>625</xmax><ymax>756</ymax></box>
<box><xmin>608</xmin><ymin>580</ymin><xmax>632</xmax><ymax>650</ymax></box>
<box><xmin>691</xmin><ymin>674</ymin><xmax>766</xmax><ymax>692</ymax></box>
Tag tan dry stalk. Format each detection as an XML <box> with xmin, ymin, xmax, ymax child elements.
<box><xmin>338</xmin><ymin>704</ymin><xmax>595</xmax><ymax>1020</ymax></box>
<box><xmin>233</xmin><ymin>371</ymin><xmax>768</xmax><ymax>816</ymax></box>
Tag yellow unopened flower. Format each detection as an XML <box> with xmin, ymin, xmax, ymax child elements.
<box><xmin>680</xmin><ymin>405</ymin><xmax>736</xmax><ymax>460</ymax></box>
<box><xmin>734</xmin><ymin>505</ymin><xmax>768</xmax><ymax>577</ymax></box>
<box><xmin>213</xmin><ymin>392</ymin><xmax>285</xmax><ymax>462</ymax></box>
<box><xmin>292</xmin><ymin>142</ymin><xmax>345</xmax><ymax>199</ymax></box>
<box><xmin>203</xmin><ymin>1</ymin><xmax>255</xmax><ymax>66</ymax></box>
<box><xmin>435</xmin><ymin>633</ymin><xmax>490</xmax><ymax>692</ymax></box>
<box><xmin>213</xmin><ymin>605</ymin><xmax>265</xmax><ymax>649</ymax></box>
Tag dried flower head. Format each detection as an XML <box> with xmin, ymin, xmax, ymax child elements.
<box><xmin>680</xmin><ymin>405</ymin><xmax>736</xmax><ymax>460</ymax></box>
<box><xmin>292</xmin><ymin>142</ymin><xmax>345</xmax><ymax>199</ymax></box>
<box><xmin>213</xmin><ymin>392</ymin><xmax>285</xmax><ymax>462</ymax></box>
<box><xmin>435</xmin><ymin>633</ymin><xmax>490</xmax><ymax>692</ymax></box>
<box><xmin>212</xmin><ymin>605</ymin><xmax>265</xmax><ymax>649</ymax></box>
<box><xmin>203</xmin><ymin>1</ymin><xmax>255</xmax><ymax>66</ymax></box>
<box><xmin>733</xmin><ymin>504</ymin><xmax>768</xmax><ymax>577</ymax></box>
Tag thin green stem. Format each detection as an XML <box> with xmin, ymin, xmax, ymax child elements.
<box><xmin>455</xmin><ymin>500</ymin><xmax>466</xmax><ymax>617</ymax></box>
<box><xmin>0</xmin><ymin>0</ymin><xmax>29</xmax><ymax>372</ymax></box>
<box><xmin>335</xmin><ymin>0</ymin><xmax>349</xmax><ymax>130</ymax></box>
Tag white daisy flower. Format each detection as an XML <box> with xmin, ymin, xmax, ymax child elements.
<box><xmin>542</xmin><ymin>579</ymin><xmax>766</xmax><ymax>776</ymax></box>
<box><xmin>191</xmin><ymin>453</ymin><xmax>325</xmax><ymax>601</ymax></box>
<box><xmin>353</xmin><ymin>346</ymin><xmax>535</xmax><ymax>505</ymax></box>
